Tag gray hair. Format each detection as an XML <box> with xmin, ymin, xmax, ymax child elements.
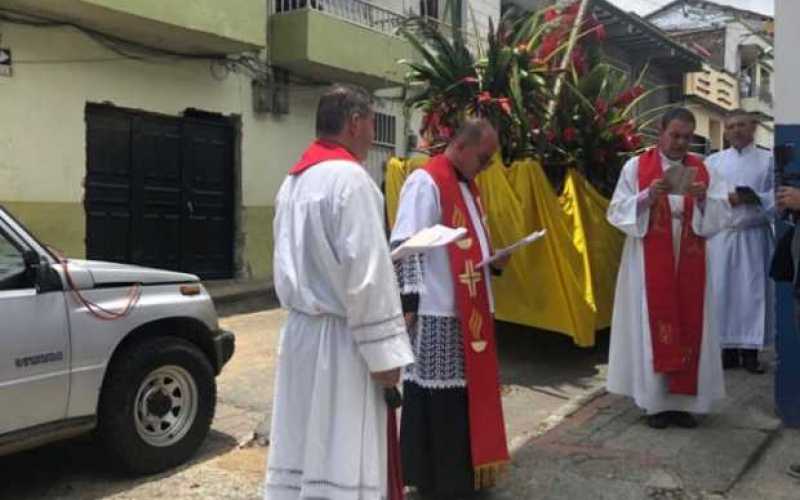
<box><xmin>316</xmin><ymin>84</ymin><xmax>374</xmax><ymax>137</ymax></box>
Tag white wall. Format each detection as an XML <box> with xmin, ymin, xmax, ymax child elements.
<box><xmin>0</xmin><ymin>22</ymin><xmax>310</xmax><ymax>208</ymax></box>
<box><xmin>776</xmin><ymin>0</ymin><xmax>799</xmax><ymax>124</ymax></box>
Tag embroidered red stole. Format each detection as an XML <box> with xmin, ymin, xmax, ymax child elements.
<box><xmin>288</xmin><ymin>139</ymin><xmax>357</xmax><ymax>175</ymax></box>
<box><xmin>638</xmin><ymin>148</ymin><xmax>709</xmax><ymax>396</ymax></box>
<box><xmin>423</xmin><ymin>154</ymin><xmax>509</xmax><ymax>488</ymax></box>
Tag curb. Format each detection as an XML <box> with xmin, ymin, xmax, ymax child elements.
<box><xmin>509</xmin><ymin>382</ymin><xmax>608</xmax><ymax>453</ymax></box>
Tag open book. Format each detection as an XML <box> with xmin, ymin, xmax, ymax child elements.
<box><xmin>390</xmin><ymin>225</ymin><xmax>468</xmax><ymax>262</ymax></box>
<box><xmin>478</xmin><ymin>229</ymin><xmax>547</xmax><ymax>268</ymax></box>
<box><xmin>663</xmin><ymin>164</ymin><xmax>698</xmax><ymax>195</ymax></box>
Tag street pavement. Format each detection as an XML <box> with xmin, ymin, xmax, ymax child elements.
<box><xmin>0</xmin><ymin>306</ymin><xmax>797</xmax><ymax>499</ymax></box>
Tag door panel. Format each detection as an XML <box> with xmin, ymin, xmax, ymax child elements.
<box><xmin>0</xmin><ymin>230</ymin><xmax>69</xmax><ymax>434</ymax></box>
<box><xmin>85</xmin><ymin>105</ymin><xmax>234</xmax><ymax>279</ymax></box>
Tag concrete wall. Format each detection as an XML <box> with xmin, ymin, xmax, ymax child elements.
<box><xmin>83</xmin><ymin>0</ymin><xmax>266</xmax><ymax>47</ymax></box>
<box><xmin>0</xmin><ymin>20</ymin><xmax>416</xmax><ymax>282</ymax></box>
<box><xmin>0</xmin><ymin>21</ymin><xmax>310</xmax><ymax>280</ymax></box>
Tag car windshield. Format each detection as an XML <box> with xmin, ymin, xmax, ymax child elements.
<box><xmin>0</xmin><ymin>205</ymin><xmax>58</xmax><ymax>261</ymax></box>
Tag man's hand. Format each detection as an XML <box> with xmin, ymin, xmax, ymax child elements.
<box><xmin>492</xmin><ymin>253</ymin><xmax>511</xmax><ymax>270</ymax></box>
<box><xmin>728</xmin><ymin>192</ymin><xmax>742</xmax><ymax>207</ymax></box>
<box><xmin>649</xmin><ymin>178</ymin><xmax>670</xmax><ymax>200</ymax></box>
<box><xmin>777</xmin><ymin>187</ymin><xmax>800</xmax><ymax>211</ymax></box>
<box><xmin>371</xmin><ymin>368</ymin><xmax>402</xmax><ymax>388</ymax></box>
<box><xmin>688</xmin><ymin>182</ymin><xmax>707</xmax><ymax>199</ymax></box>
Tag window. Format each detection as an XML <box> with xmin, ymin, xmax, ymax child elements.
<box><xmin>420</xmin><ymin>0</ymin><xmax>439</xmax><ymax>19</ymax></box>
<box><xmin>0</xmin><ymin>231</ymin><xmax>27</xmax><ymax>290</ymax></box>
<box><xmin>366</xmin><ymin>112</ymin><xmax>397</xmax><ymax>185</ymax></box>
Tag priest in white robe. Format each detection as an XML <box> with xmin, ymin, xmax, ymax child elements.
<box><xmin>607</xmin><ymin>108</ymin><xmax>729</xmax><ymax>430</ymax></box>
<box><xmin>706</xmin><ymin>110</ymin><xmax>775</xmax><ymax>374</ymax></box>
<box><xmin>391</xmin><ymin>119</ymin><xmax>510</xmax><ymax>498</ymax></box>
<box><xmin>265</xmin><ymin>84</ymin><xmax>414</xmax><ymax>500</ymax></box>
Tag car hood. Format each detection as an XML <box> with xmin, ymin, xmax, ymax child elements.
<box><xmin>67</xmin><ymin>260</ymin><xmax>200</xmax><ymax>285</ymax></box>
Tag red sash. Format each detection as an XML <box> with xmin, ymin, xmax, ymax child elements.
<box><xmin>288</xmin><ymin>139</ymin><xmax>357</xmax><ymax>175</ymax></box>
<box><xmin>638</xmin><ymin>148</ymin><xmax>709</xmax><ymax>396</ymax></box>
<box><xmin>423</xmin><ymin>154</ymin><xmax>509</xmax><ymax>488</ymax></box>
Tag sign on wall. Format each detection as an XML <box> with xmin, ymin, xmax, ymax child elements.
<box><xmin>0</xmin><ymin>49</ymin><xmax>11</xmax><ymax>77</ymax></box>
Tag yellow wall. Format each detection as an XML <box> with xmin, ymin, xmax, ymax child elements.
<box><xmin>0</xmin><ymin>22</ymin><xmax>319</xmax><ymax>279</ymax></box>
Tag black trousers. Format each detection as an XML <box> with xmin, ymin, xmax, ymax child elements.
<box><xmin>400</xmin><ymin>381</ymin><xmax>475</xmax><ymax>497</ymax></box>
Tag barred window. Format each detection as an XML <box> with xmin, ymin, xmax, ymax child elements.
<box><xmin>366</xmin><ymin>112</ymin><xmax>397</xmax><ymax>185</ymax></box>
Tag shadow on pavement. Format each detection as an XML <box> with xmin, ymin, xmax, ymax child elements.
<box><xmin>0</xmin><ymin>428</ymin><xmax>239</xmax><ymax>499</ymax></box>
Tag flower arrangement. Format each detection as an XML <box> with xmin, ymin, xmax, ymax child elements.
<box><xmin>401</xmin><ymin>1</ymin><xmax>667</xmax><ymax>194</ymax></box>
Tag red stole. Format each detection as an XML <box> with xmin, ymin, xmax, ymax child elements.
<box><xmin>423</xmin><ymin>154</ymin><xmax>509</xmax><ymax>487</ymax></box>
<box><xmin>288</xmin><ymin>139</ymin><xmax>357</xmax><ymax>175</ymax></box>
<box><xmin>638</xmin><ymin>148</ymin><xmax>709</xmax><ymax>396</ymax></box>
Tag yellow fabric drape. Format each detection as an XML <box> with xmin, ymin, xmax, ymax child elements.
<box><xmin>384</xmin><ymin>156</ymin><xmax>624</xmax><ymax>347</ymax></box>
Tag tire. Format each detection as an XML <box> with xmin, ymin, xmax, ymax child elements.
<box><xmin>97</xmin><ymin>336</ymin><xmax>217</xmax><ymax>474</ymax></box>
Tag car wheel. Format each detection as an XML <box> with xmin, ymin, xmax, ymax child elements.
<box><xmin>98</xmin><ymin>336</ymin><xmax>216</xmax><ymax>474</ymax></box>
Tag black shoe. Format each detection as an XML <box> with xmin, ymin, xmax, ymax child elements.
<box><xmin>647</xmin><ymin>412</ymin><xmax>670</xmax><ymax>429</ymax></box>
<box><xmin>669</xmin><ymin>411</ymin><xmax>698</xmax><ymax>429</ymax></box>
<box><xmin>742</xmin><ymin>349</ymin><xmax>766</xmax><ymax>374</ymax></box>
<box><xmin>722</xmin><ymin>348</ymin><xmax>741</xmax><ymax>370</ymax></box>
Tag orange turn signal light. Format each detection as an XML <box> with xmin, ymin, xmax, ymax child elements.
<box><xmin>180</xmin><ymin>285</ymin><xmax>201</xmax><ymax>296</ymax></box>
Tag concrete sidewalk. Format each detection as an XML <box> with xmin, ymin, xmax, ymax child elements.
<box><xmin>489</xmin><ymin>351</ymin><xmax>799</xmax><ymax>500</ymax></box>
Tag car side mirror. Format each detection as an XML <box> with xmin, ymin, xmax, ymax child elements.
<box><xmin>23</xmin><ymin>249</ymin><xmax>40</xmax><ymax>268</ymax></box>
<box><xmin>22</xmin><ymin>250</ymin><xmax>62</xmax><ymax>293</ymax></box>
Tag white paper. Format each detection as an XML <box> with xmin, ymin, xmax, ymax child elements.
<box><xmin>663</xmin><ymin>165</ymin><xmax>697</xmax><ymax>195</ymax></box>
<box><xmin>390</xmin><ymin>225</ymin><xmax>468</xmax><ymax>261</ymax></box>
<box><xmin>478</xmin><ymin>229</ymin><xmax>547</xmax><ymax>268</ymax></box>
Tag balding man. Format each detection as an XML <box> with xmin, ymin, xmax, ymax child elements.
<box><xmin>391</xmin><ymin>119</ymin><xmax>510</xmax><ymax>498</ymax></box>
<box><xmin>706</xmin><ymin>110</ymin><xmax>775</xmax><ymax>374</ymax></box>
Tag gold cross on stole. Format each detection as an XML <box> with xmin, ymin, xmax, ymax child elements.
<box><xmin>459</xmin><ymin>260</ymin><xmax>482</xmax><ymax>298</ymax></box>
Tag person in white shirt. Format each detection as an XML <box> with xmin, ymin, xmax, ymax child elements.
<box><xmin>706</xmin><ymin>110</ymin><xmax>775</xmax><ymax>374</ymax></box>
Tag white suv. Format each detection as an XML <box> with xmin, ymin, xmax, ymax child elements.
<box><xmin>0</xmin><ymin>205</ymin><xmax>234</xmax><ymax>474</ymax></box>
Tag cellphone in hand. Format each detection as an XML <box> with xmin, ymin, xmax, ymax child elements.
<box><xmin>735</xmin><ymin>186</ymin><xmax>761</xmax><ymax>205</ymax></box>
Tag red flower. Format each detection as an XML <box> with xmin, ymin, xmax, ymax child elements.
<box><xmin>478</xmin><ymin>91</ymin><xmax>493</xmax><ymax>104</ymax></box>
<box><xmin>565</xmin><ymin>2</ymin><xmax>581</xmax><ymax>16</ymax></box>
<box><xmin>544</xmin><ymin>7</ymin><xmax>559</xmax><ymax>23</ymax></box>
<box><xmin>622</xmin><ymin>133</ymin><xmax>641</xmax><ymax>151</ymax></box>
<box><xmin>595</xmin><ymin>98</ymin><xmax>609</xmax><ymax>117</ymax></box>
<box><xmin>614</xmin><ymin>85</ymin><xmax>646</xmax><ymax>107</ymax></box>
<box><xmin>496</xmin><ymin>98</ymin><xmax>513</xmax><ymax>116</ymax></box>
<box><xmin>546</xmin><ymin>129</ymin><xmax>557</xmax><ymax>143</ymax></box>
<box><xmin>536</xmin><ymin>33</ymin><xmax>561</xmax><ymax>61</ymax></box>
<box><xmin>571</xmin><ymin>47</ymin><xmax>588</xmax><ymax>75</ymax></box>
<box><xmin>594</xmin><ymin>23</ymin><xmax>607</xmax><ymax>42</ymax></box>
<box><xmin>563</xmin><ymin>127</ymin><xmax>578</xmax><ymax>142</ymax></box>
<box><xmin>461</xmin><ymin>76</ymin><xmax>479</xmax><ymax>85</ymax></box>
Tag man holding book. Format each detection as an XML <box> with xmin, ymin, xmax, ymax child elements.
<box><xmin>390</xmin><ymin>118</ymin><xmax>510</xmax><ymax>499</ymax></box>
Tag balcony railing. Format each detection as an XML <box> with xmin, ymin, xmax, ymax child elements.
<box><xmin>273</xmin><ymin>0</ymin><xmax>480</xmax><ymax>50</ymax></box>
<box><xmin>273</xmin><ymin>0</ymin><xmax>406</xmax><ymax>36</ymax></box>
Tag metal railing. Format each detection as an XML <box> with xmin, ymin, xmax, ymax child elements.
<box><xmin>273</xmin><ymin>0</ymin><xmax>481</xmax><ymax>50</ymax></box>
<box><xmin>273</xmin><ymin>0</ymin><xmax>406</xmax><ymax>36</ymax></box>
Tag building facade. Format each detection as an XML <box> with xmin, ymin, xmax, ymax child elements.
<box><xmin>0</xmin><ymin>0</ymin><xmax>501</xmax><ymax>283</ymax></box>
<box><xmin>647</xmin><ymin>0</ymin><xmax>774</xmax><ymax>149</ymax></box>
